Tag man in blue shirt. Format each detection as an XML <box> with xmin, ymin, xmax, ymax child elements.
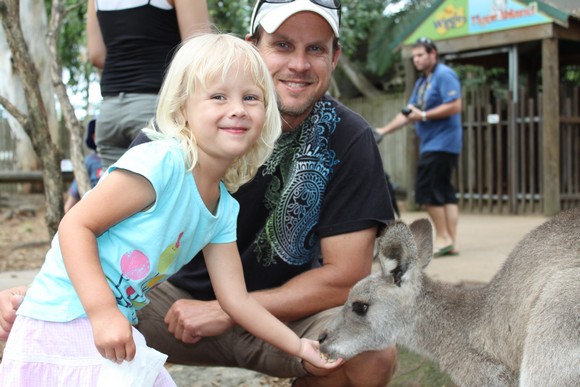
<box><xmin>376</xmin><ymin>37</ymin><xmax>462</xmax><ymax>257</ymax></box>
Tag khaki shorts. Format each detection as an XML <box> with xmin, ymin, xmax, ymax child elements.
<box><xmin>137</xmin><ymin>281</ymin><xmax>340</xmax><ymax>378</ymax></box>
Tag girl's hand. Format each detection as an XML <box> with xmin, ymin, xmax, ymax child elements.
<box><xmin>298</xmin><ymin>338</ymin><xmax>344</xmax><ymax>370</ymax></box>
<box><xmin>90</xmin><ymin>308</ymin><xmax>136</xmax><ymax>364</ymax></box>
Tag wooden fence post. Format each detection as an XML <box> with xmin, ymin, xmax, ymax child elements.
<box><xmin>541</xmin><ymin>37</ymin><xmax>560</xmax><ymax>216</ymax></box>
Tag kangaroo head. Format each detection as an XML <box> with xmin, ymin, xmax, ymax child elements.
<box><xmin>319</xmin><ymin>219</ymin><xmax>433</xmax><ymax>361</ymax></box>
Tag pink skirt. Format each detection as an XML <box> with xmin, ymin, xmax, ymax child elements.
<box><xmin>0</xmin><ymin>316</ymin><xmax>175</xmax><ymax>386</ymax></box>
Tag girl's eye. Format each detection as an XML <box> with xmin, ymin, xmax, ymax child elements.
<box><xmin>211</xmin><ymin>94</ymin><xmax>226</xmax><ymax>101</ymax></box>
<box><xmin>244</xmin><ymin>95</ymin><xmax>260</xmax><ymax>102</ymax></box>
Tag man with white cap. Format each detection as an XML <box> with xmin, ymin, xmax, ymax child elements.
<box><xmin>0</xmin><ymin>1</ymin><xmax>397</xmax><ymax>385</ymax></box>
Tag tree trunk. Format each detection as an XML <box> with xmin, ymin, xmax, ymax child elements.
<box><xmin>0</xmin><ymin>0</ymin><xmax>63</xmax><ymax>236</ymax></box>
<box><xmin>48</xmin><ymin>0</ymin><xmax>90</xmax><ymax>196</ymax></box>
<box><xmin>337</xmin><ymin>56</ymin><xmax>383</xmax><ymax>99</ymax></box>
<box><xmin>0</xmin><ymin>0</ymin><xmax>58</xmax><ymax>175</ymax></box>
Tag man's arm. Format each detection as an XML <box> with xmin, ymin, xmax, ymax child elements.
<box><xmin>252</xmin><ymin>227</ymin><xmax>377</xmax><ymax>320</ymax></box>
<box><xmin>174</xmin><ymin>0</ymin><xmax>210</xmax><ymax>39</ymax></box>
<box><xmin>378</xmin><ymin>97</ymin><xmax>461</xmax><ymax>137</ymax></box>
<box><xmin>376</xmin><ymin>112</ymin><xmax>410</xmax><ymax>137</ymax></box>
<box><xmin>164</xmin><ymin>227</ymin><xmax>378</xmax><ymax>343</ymax></box>
<box><xmin>422</xmin><ymin>98</ymin><xmax>462</xmax><ymax>121</ymax></box>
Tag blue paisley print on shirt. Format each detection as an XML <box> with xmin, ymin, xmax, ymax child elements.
<box><xmin>254</xmin><ymin>100</ymin><xmax>341</xmax><ymax>266</ymax></box>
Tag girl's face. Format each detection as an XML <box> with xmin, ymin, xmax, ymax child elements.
<box><xmin>186</xmin><ymin>64</ymin><xmax>266</xmax><ymax>165</ymax></box>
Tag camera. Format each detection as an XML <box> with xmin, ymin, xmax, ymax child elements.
<box><xmin>401</xmin><ymin>107</ymin><xmax>412</xmax><ymax>116</ymax></box>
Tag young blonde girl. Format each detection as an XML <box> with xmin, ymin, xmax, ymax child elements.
<box><xmin>0</xmin><ymin>33</ymin><xmax>341</xmax><ymax>386</ymax></box>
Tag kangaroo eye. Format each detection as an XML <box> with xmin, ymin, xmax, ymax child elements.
<box><xmin>352</xmin><ymin>301</ymin><xmax>369</xmax><ymax>316</ymax></box>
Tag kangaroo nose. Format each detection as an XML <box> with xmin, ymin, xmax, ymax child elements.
<box><xmin>318</xmin><ymin>332</ymin><xmax>327</xmax><ymax>343</ymax></box>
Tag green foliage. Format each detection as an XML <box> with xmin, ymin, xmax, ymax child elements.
<box><xmin>45</xmin><ymin>0</ymin><xmax>92</xmax><ymax>95</ymax></box>
<box><xmin>367</xmin><ymin>0</ymin><xmax>432</xmax><ymax>77</ymax></box>
<box><xmin>47</xmin><ymin>0</ymin><xmax>437</xmax><ymax>100</ymax></box>
<box><xmin>207</xmin><ymin>0</ymin><xmax>391</xmax><ymax>60</ymax></box>
<box><xmin>205</xmin><ymin>0</ymin><xmax>426</xmax><ymax>90</ymax></box>
<box><xmin>562</xmin><ymin>65</ymin><xmax>580</xmax><ymax>85</ymax></box>
<box><xmin>453</xmin><ymin>64</ymin><xmax>508</xmax><ymax>103</ymax></box>
<box><xmin>207</xmin><ymin>0</ymin><xmax>253</xmax><ymax>37</ymax></box>
<box><xmin>340</xmin><ymin>1</ymin><xmax>388</xmax><ymax>59</ymax></box>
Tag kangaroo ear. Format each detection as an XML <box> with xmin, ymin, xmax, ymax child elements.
<box><xmin>377</xmin><ymin>222</ymin><xmax>417</xmax><ymax>286</ymax></box>
<box><xmin>409</xmin><ymin>219</ymin><xmax>433</xmax><ymax>269</ymax></box>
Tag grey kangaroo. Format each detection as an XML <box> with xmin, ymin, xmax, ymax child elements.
<box><xmin>319</xmin><ymin>208</ymin><xmax>580</xmax><ymax>386</ymax></box>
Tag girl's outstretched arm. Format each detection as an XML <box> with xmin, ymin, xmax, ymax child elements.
<box><xmin>59</xmin><ymin>169</ymin><xmax>156</xmax><ymax>363</ymax></box>
<box><xmin>202</xmin><ymin>243</ymin><xmax>344</xmax><ymax>369</ymax></box>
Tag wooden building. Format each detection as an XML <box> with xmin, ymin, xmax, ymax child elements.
<box><xmin>396</xmin><ymin>0</ymin><xmax>579</xmax><ymax>215</ymax></box>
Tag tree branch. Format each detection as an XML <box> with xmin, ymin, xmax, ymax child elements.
<box><xmin>337</xmin><ymin>56</ymin><xmax>383</xmax><ymax>98</ymax></box>
<box><xmin>0</xmin><ymin>94</ymin><xmax>27</xmax><ymax>126</ymax></box>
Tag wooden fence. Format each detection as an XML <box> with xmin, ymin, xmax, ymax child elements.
<box><xmin>458</xmin><ymin>88</ymin><xmax>540</xmax><ymax>214</ymax></box>
<box><xmin>457</xmin><ymin>86</ymin><xmax>579</xmax><ymax>214</ymax></box>
<box><xmin>560</xmin><ymin>86</ymin><xmax>580</xmax><ymax>210</ymax></box>
<box><xmin>345</xmin><ymin>86</ymin><xmax>579</xmax><ymax>215</ymax></box>
<box><xmin>345</xmin><ymin>93</ymin><xmax>409</xmax><ymax>189</ymax></box>
<box><xmin>0</xmin><ymin>119</ymin><xmax>18</xmax><ymax>193</ymax></box>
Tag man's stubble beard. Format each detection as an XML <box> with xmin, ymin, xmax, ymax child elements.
<box><xmin>278</xmin><ymin>94</ymin><xmax>317</xmax><ymax>118</ymax></box>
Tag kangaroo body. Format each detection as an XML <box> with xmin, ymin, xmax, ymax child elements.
<box><xmin>319</xmin><ymin>208</ymin><xmax>580</xmax><ymax>386</ymax></box>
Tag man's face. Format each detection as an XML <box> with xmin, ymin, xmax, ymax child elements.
<box><xmin>252</xmin><ymin>12</ymin><xmax>340</xmax><ymax>131</ymax></box>
<box><xmin>411</xmin><ymin>46</ymin><xmax>436</xmax><ymax>73</ymax></box>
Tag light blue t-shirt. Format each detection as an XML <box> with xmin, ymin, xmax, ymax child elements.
<box><xmin>409</xmin><ymin>62</ymin><xmax>462</xmax><ymax>154</ymax></box>
<box><xmin>19</xmin><ymin>139</ymin><xmax>239</xmax><ymax>324</ymax></box>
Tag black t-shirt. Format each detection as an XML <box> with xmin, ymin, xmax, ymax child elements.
<box><xmin>133</xmin><ymin>95</ymin><xmax>394</xmax><ymax>300</ymax></box>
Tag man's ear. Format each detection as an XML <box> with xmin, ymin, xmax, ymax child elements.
<box><xmin>244</xmin><ymin>33</ymin><xmax>253</xmax><ymax>43</ymax></box>
<box><xmin>332</xmin><ymin>45</ymin><xmax>341</xmax><ymax>70</ymax></box>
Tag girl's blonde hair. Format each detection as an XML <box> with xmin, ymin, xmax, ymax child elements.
<box><xmin>144</xmin><ymin>33</ymin><xmax>281</xmax><ymax>192</ymax></box>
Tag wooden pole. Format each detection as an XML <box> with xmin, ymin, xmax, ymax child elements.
<box><xmin>541</xmin><ymin>37</ymin><xmax>560</xmax><ymax>216</ymax></box>
<box><xmin>403</xmin><ymin>59</ymin><xmax>418</xmax><ymax>211</ymax></box>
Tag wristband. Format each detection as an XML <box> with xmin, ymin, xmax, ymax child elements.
<box><xmin>421</xmin><ymin>111</ymin><xmax>427</xmax><ymax>122</ymax></box>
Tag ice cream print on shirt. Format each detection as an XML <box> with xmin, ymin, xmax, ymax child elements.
<box><xmin>106</xmin><ymin>231</ymin><xmax>184</xmax><ymax>323</ymax></box>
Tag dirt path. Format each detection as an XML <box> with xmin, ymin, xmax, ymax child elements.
<box><xmin>400</xmin><ymin>211</ymin><xmax>547</xmax><ymax>284</ymax></box>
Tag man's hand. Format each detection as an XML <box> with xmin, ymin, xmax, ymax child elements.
<box><xmin>0</xmin><ymin>286</ymin><xmax>27</xmax><ymax>341</ymax></box>
<box><xmin>406</xmin><ymin>105</ymin><xmax>423</xmax><ymax>122</ymax></box>
<box><xmin>164</xmin><ymin>299</ymin><xmax>235</xmax><ymax>344</ymax></box>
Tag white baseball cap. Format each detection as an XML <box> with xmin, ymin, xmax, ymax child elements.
<box><xmin>250</xmin><ymin>0</ymin><xmax>341</xmax><ymax>38</ymax></box>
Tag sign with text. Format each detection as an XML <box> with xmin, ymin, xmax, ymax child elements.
<box><xmin>404</xmin><ymin>0</ymin><xmax>553</xmax><ymax>45</ymax></box>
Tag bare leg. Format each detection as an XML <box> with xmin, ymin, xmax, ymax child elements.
<box><xmin>425</xmin><ymin>205</ymin><xmax>453</xmax><ymax>249</ymax></box>
<box><xmin>296</xmin><ymin>346</ymin><xmax>397</xmax><ymax>387</ymax></box>
<box><xmin>444</xmin><ymin>203</ymin><xmax>459</xmax><ymax>250</ymax></box>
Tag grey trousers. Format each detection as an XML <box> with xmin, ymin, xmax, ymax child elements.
<box><xmin>95</xmin><ymin>92</ymin><xmax>158</xmax><ymax>168</ymax></box>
